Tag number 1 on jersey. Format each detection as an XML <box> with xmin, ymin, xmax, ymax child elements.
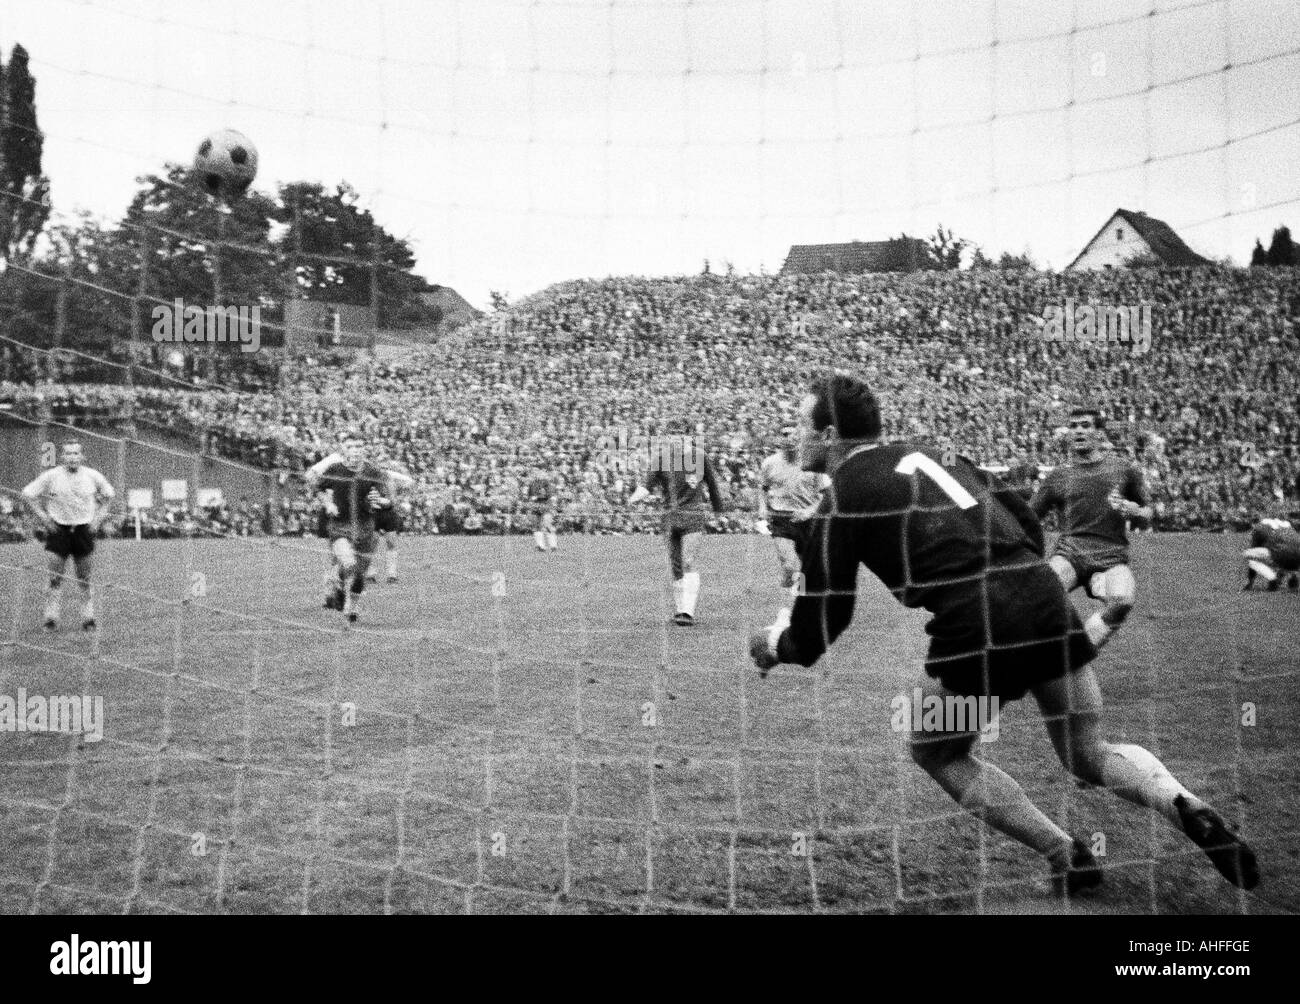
<box><xmin>895</xmin><ymin>452</ymin><xmax>978</xmax><ymax>510</ymax></box>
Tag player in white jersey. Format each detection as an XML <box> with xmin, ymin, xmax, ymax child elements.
<box><xmin>756</xmin><ymin>442</ymin><xmax>829</xmax><ymax>614</ymax></box>
<box><xmin>21</xmin><ymin>442</ymin><xmax>115</xmax><ymax>631</ymax></box>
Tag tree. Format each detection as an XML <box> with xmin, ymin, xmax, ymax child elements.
<box><xmin>276</xmin><ymin>181</ymin><xmax>422</xmax><ymax>327</ymax></box>
<box><xmin>1249</xmin><ymin>239</ymin><xmax>1268</xmax><ymax>266</ymax></box>
<box><xmin>1125</xmin><ymin>251</ymin><xmax>1164</xmax><ymax>269</ymax></box>
<box><xmin>489</xmin><ymin>290</ymin><xmax>510</xmax><ymax>311</ymax></box>
<box><xmin>0</xmin><ymin>44</ymin><xmax>52</xmax><ymax>265</ymax></box>
<box><xmin>923</xmin><ymin>224</ymin><xmax>969</xmax><ymax>271</ymax></box>
<box><xmin>1265</xmin><ymin>226</ymin><xmax>1297</xmax><ymax>267</ymax></box>
<box><xmin>116</xmin><ymin>164</ymin><xmax>281</xmax><ymax>310</ymax></box>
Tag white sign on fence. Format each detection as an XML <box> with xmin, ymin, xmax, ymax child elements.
<box><xmin>160</xmin><ymin>479</ymin><xmax>188</xmax><ymax>501</ymax></box>
<box><xmin>127</xmin><ymin>489</ymin><xmax>153</xmax><ymax>511</ymax></box>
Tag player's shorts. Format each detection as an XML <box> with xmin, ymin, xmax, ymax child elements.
<box><xmin>663</xmin><ymin>507</ymin><xmax>711</xmax><ymax>536</ymax></box>
<box><xmin>768</xmin><ymin>512</ymin><xmax>811</xmax><ymax>552</ymax></box>
<box><xmin>45</xmin><ymin>522</ymin><xmax>95</xmax><ymax>560</ymax></box>
<box><xmin>923</xmin><ymin>561</ymin><xmax>1097</xmax><ymax>703</ymax></box>
<box><xmin>1052</xmin><ymin>538</ymin><xmax>1130</xmax><ymax>597</ymax></box>
<box><xmin>325</xmin><ymin>517</ymin><xmax>377</xmax><ymax>555</ymax></box>
<box><xmin>374</xmin><ymin>507</ymin><xmax>403</xmax><ymax>534</ymax></box>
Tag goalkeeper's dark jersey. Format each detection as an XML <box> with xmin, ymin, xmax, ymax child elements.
<box><xmin>1030</xmin><ymin>454</ymin><xmax>1147</xmax><ymax>552</ymax></box>
<box><xmin>318</xmin><ymin>461</ymin><xmax>388</xmax><ymax>525</ymax></box>
<box><xmin>777</xmin><ymin>441</ymin><xmax>1059</xmax><ymax>672</ymax></box>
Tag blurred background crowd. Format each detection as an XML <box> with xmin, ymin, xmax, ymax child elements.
<box><xmin>2</xmin><ymin>265</ymin><xmax>1297</xmax><ymax>539</ymax></box>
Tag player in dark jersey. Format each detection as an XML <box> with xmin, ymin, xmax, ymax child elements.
<box><xmin>629</xmin><ymin>421</ymin><xmax>727</xmax><ymax>626</ymax></box>
<box><xmin>749</xmin><ymin>374</ymin><xmax>1258</xmax><ymax>895</ymax></box>
<box><xmin>528</xmin><ymin>472</ymin><xmax>558</xmax><ymax>553</ymax></box>
<box><xmin>1242</xmin><ymin>517</ymin><xmax>1300</xmax><ymax>591</ymax></box>
<box><xmin>305</xmin><ymin>432</ymin><xmax>410</xmax><ymax>622</ymax></box>
<box><xmin>1030</xmin><ymin>409</ymin><xmax>1152</xmax><ymax>651</ymax></box>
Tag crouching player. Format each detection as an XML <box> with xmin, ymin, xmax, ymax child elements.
<box><xmin>1242</xmin><ymin>517</ymin><xmax>1300</xmax><ymax>591</ymax></box>
<box><xmin>306</xmin><ymin>433</ymin><xmax>412</xmax><ymax>622</ymax></box>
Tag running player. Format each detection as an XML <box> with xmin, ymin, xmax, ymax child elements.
<box><xmin>629</xmin><ymin>422</ymin><xmax>727</xmax><ymax>626</ymax></box>
<box><xmin>1242</xmin><ymin>516</ymin><xmax>1300</xmax><ymax>591</ymax></box>
<box><xmin>756</xmin><ymin>436</ymin><xmax>828</xmax><ymax>610</ymax></box>
<box><xmin>1030</xmin><ymin>409</ymin><xmax>1152</xmax><ymax>651</ymax></box>
<box><xmin>305</xmin><ymin>433</ymin><xmax>411</xmax><ymax>622</ymax></box>
<box><xmin>749</xmin><ymin>374</ymin><xmax>1258</xmax><ymax>895</ymax></box>
<box><xmin>21</xmin><ymin>442</ymin><xmax>115</xmax><ymax>631</ymax></box>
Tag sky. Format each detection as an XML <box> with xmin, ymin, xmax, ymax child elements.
<box><xmin>2</xmin><ymin>0</ymin><xmax>1299</xmax><ymax>308</ymax></box>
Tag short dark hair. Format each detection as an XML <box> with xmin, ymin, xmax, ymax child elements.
<box><xmin>1068</xmin><ymin>407</ymin><xmax>1104</xmax><ymax>430</ymax></box>
<box><xmin>341</xmin><ymin>430</ymin><xmax>365</xmax><ymax>444</ymax></box>
<box><xmin>808</xmin><ymin>373</ymin><xmax>882</xmax><ymax>441</ymax></box>
<box><xmin>60</xmin><ymin>440</ymin><xmax>82</xmax><ymax>452</ymax></box>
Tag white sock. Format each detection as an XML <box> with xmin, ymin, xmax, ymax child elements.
<box><xmin>44</xmin><ymin>587</ymin><xmax>61</xmax><ymax>622</ymax></box>
<box><xmin>1100</xmin><ymin>743</ymin><xmax>1196</xmax><ymax>827</ymax></box>
<box><xmin>546</xmin><ymin>532</ymin><xmax>558</xmax><ymax>550</ymax></box>
<box><xmin>386</xmin><ymin>554</ymin><xmax>397</xmax><ymax>577</ymax></box>
<box><xmin>80</xmin><ymin>593</ymin><xmax>94</xmax><ymax>623</ymax></box>
<box><xmin>1084</xmin><ymin>610</ymin><xmax>1113</xmax><ymax>648</ymax></box>
<box><xmin>682</xmin><ymin>571</ymin><xmax>700</xmax><ymax>616</ymax></box>
<box><xmin>672</xmin><ymin>577</ymin><xmax>686</xmax><ymax>614</ymax></box>
<box><xmin>534</xmin><ymin>531</ymin><xmax>546</xmax><ymax>550</ymax></box>
<box><xmin>343</xmin><ymin>592</ymin><xmax>358</xmax><ymax>616</ymax></box>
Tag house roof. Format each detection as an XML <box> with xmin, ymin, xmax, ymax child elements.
<box><xmin>781</xmin><ymin>237</ymin><xmax>925</xmax><ymax>274</ymax></box>
<box><xmin>1068</xmin><ymin>209</ymin><xmax>1210</xmax><ymax>269</ymax></box>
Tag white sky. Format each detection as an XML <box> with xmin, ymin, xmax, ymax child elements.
<box><xmin>2</xmin><ymin>0</ymin><xmax>1299</xmax><ymax>307</ymax></box>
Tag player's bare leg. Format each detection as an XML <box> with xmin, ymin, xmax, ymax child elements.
<box><xmin>42</xmin><ymin>552</ymin><xmax>66</xmax><ymax>629</ymax></box>
<box><xmin>1082</xmin><ymin>565</ymin><xmax>1135</xmax><ymax>648</ymax></box>
<box><xmin>1033</xmin><ymin>666</ymin><xmax>1258</xmax><ymax>889</ymax></box>
<box><xmin>384</xmin><ymin>532</ymin><xmax>398</xmax><ymax>581</ymax></box>
<box><xmin>72</xmin><ymin>554</ymin><xmax>96</xmax><ymax>630</ymax></box>
<box><xmin>328</xmin><ymin>537</ymin><xmax>356</xmax><ymax>614</ymax></box>
<box><xmin>907</xmin><ymin>677</ymin><xmax>1095</xmax><ymax>895</ymax></box>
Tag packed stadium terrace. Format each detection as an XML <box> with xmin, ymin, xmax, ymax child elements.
<box><xmin>2</xmin><ymin>264</ymin><xmax>1298</xmax><ymax>535</ymax></box>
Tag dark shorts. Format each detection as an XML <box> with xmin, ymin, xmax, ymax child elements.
<box><xmin>768</xmin><ymin>513</ymin><xmax>810</xmax><ymax>553</ymax></box>
<box><xmin>1052</xmin><ymin>538</ymin><xmax>1129</xmax><ymax>594</ymax></box>
<box><xmin>923</xmin><ymin>563</ymin><xmax>1097</xmax><ymax>702</ymax></box>
<box><xmin>45</xmin><ymin>523</ymin><xmax>95</xmax><ymax>560</ymax></box>
<box><xmin>326</xmin><ymin>517</ymin><xmax>377</xmax><ymax>555</ymax></box>
<box><xmin>663</xmin><ymin>508</ymin><xmax>711</xmax><ymax>536</ymax></box>
<box><xmin>374</xmin><ymin>507</ymin><xmax>403</xmax><ymax>534</ymax></box>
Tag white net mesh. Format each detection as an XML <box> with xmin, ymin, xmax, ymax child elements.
<box><xmin>0</xmin><ymin>0</ymin><xmax>1297</xmax><ymax>914</ymax></box>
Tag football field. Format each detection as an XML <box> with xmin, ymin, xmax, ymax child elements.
<box><xmin>0</xmin><ymin>532</ymin><xmax>1296</xmax><ymax>914</ymax></box>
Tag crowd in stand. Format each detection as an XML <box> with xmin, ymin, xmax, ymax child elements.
<box><xmin>2</xmin><ymin>264</ymin><xmax>1297</xmax><ymax>537</ymax></box>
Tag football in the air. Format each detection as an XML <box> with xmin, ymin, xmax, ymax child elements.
<box><xmin>193</xmin><ymin>128</ymin><xmax>258</xmax><ymax>199</ymax></box>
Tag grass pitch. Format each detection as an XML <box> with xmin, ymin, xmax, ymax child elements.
<box><xmin>0</xmin><ymin>532</ymin><xmax>1295</xmax><ymax>914</ymax></box>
